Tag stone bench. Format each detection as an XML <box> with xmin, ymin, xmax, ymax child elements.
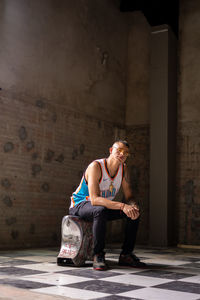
<box><xmin>57</xmin><ymin>215</ymin><xmax>93</xmax><ymax>266</ymax></box>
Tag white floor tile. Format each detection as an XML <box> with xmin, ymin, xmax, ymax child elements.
<box><xmin>110</xmin><ymin>268</ymin><xmax>142</xmax><ymax>274</ymax></box>
<box><xmin>17</xmin><ymin>262</ymin><xmax>74</xmax><ymax>272</ymax></box>
<box><xmin>0</xmin><ymin>247</ymin><xmax>199</xmax><ymax>300</ymax></box>
<box><xmin>105</xmin><ymin>257</ymin><xmax>118</xmax><ymax>261</ymax></box>
<box><xmin>119</xmin><ymin>287</ymin><xmax>200</xmax><ymax>300</ymax></box>
<box><xmin>144</xmin><ymin>258</ymin><xmax>190</xmax><ymax>266</ymax></box>
<box><xmin>103</xmin><ymin>273</ymin><xmax>173</xmax><ymax>287</ymax></box>
<box><xmin>0</xmin><ymin>256</ymin><xmax>11</xmax><ymax>259</ymax></box>
<box><xmin>14</xmin><ymin>256</ymin><xmax>56</xmax><ymax>263</ymax></box>
<box><xmin>165</xmin><ymin>266</ymin><xmax>200</xmax><ymax>275</ymax></box>
<box><xmin>105</xmin><ymin>253</ymin><xmax>119</xmax><ymax>257</ymax></box>
<box><xmin>32</xmin><ymin>286</ymin><xmax>109</xmax><ymax>299</ymax></box>
<box><xmin>21</xmin><ymin>273</ymin><xmax>91</xmax><ymax>285</ymax></box>
<box><xmin>179</xmin><ymin>275</ymin><xmax>200</xmax><ymax>284</ymax></box>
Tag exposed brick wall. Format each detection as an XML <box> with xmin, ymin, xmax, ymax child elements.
<box><xmin>126</xmin><ymin>125</ymin><xmax>150</xmax><ymax>245</ymax></box>
<box><xmin>177</xmin><ymin>121</ymin><xmax>200</xmax><ymax>245</ymax></box>
<box><xmin>0</xmin><ymin>0</ymin><xmax>129</xmax><ymax>249</ymax></box>
<box><xmin>0</xmin><ymin>90</ymin><xmax>126</xmax><ymax>249</ymax></box>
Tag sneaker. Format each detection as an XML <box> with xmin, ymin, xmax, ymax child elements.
<box><xmin>119</xmin><ymin>253</ymin><xmax>146</xmax><ymax>268</ymax></box>
<box><xmin>93</xmin><ymin>253</ymin><xmax>107</xmax><ymax>271</ymax></box>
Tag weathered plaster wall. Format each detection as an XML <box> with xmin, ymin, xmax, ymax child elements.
<box><xmin>125</xmin><ymin>12</ymin><xmax>150</xmax><ymax>127</ymax></box>
<box><xmin>126</xmin><ymin>1</ymin><xmax>200</xmax><ymax>246</ymax></box>
<box><xmin>0</xmin><ymin>0</ymin><xmax>128</xmax><ymax>248</ymax></box>
<box><xmin>125</xmin><ymin>12</ymin><xmax>150</xmax><ymax>244</ymax></box>
<box><xmin>126</xmin><ymin>125</ymin><xmax>150</xmax><ymax>244</ymax></box>
<box><xmin>178</xmin><ymin>0</ymin><xmax>200</xmax><ymax>245</ymax></box>
<box><xmin>0</xmin><ymin>0</ymin><xmax>127</xmax><ymax>123</ymax></box>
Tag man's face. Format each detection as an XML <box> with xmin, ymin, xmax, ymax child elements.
<box><xmin>111</xmin><ymin>142</ymin><xmax>130</xmax><ymax>163</ymax></box>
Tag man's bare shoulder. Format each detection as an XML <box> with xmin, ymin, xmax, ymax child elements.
<box><xmin>85</xmin><ymin>160</ymin><xmax>101</xmax><ymax>180</ymax></box>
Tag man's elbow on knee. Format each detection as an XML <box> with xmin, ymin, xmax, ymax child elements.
<box><xmin>90</xmin><ymin>197</ymin><xmax>98</xmax><ymax>206</ymax></box>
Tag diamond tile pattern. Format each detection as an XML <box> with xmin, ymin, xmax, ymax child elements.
<box><xmin>0</xmin><ymin>247</ymin><xmax>199</xmax><ymax>300</ymax></box>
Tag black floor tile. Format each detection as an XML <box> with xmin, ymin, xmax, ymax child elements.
<box><xmin>182</xmin><ymin>263</ymin><xmax>200</xmax><ymax>268</ymax></box>
<box><xmin>66</xmin><ymin>279</ymin><xmax>142</xmax><ymax>294</ymax></box>
<box><xmin>57</xmin><ymin>268</ymin><xmax>122</xmax><ymax>279</ymax></box>
<box><xmin>155</xmin><ymin>280</ymin><xmax>200</xmax><ymax>294</ymax></box>
<box><xmin>92</xmin><ymin>296</ymin><xmax>141</xmax><ymax>300</ymax></box>
<box><xmin>177</xmin><ymin>257</ymin><xmax>200</xmax><ymax>262</ymax></box>
<box><xmin>149</xmin><ymin>251</ymin><xmax>175</xmax><ymax>255</ymax></box>
<box><xmin>0</xmin><ymin>278</ymin><xmax>53</xmax><ymax>289</ymax></box>
<box><xmin>0</xmin><ymin>258</ymin><xmax>13</xmax><ymax>264</ymax></box>
<box><xmin>0</xmin><ymin>253</ymin><xmax>36</xmax><ymax>257</ymax></box>
<box><xmin>0</xmin><ymin>259</ymin><xmax>39</xmax><ymax>266</ymax></box>
<box><xmin>0</xmin><ymin>266</ymin><xmax>46</xmax><ymax>276</ymax></box>
<box><xmin>134</xmin><ymin>269</ymin><xmax>196</xmax><ymax>280</ymax></box>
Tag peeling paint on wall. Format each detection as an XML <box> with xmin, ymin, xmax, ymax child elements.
<box><xmin>79</xmin><ymin>144</ymin><xmax>85</xmax><ymax>155</ymax></box>
<box><xmin>101</xmin><ymin>51</ymin><xmax>109</xmax><ymax>66</ymax></box>
<box><xmin>32</xmin><ymin>164</ymin><xmax>42</xmax><ymax>176</ymax></box>
<box><xmin>36</xmin><ymin>99</ymin><xmax>45</xmax><ymax>108</ymax></box>
<box><xmin>72</xmin><ymin>148</ymin><xmax>78</xmax><ymax>160</ymax></box>
<box><xmin>11</xmin><ymin>230</ymin><xmax>19</xmax><ymax>239</ymax></box>
<box><xmin>2</xmin><ymin>195</ymin><xmax>13</xmax><ymax>207</ymax></box>
<box><xmin>6</xmin><ymin>217</ymin><xmax>17</xmax><ymax>226</ymax></box>
<box><xmin>55</xmin><ymin>154</ymin><xmax>64</xmax><ymax>163</ymax></box>
<box><xmin>184</xmin><ymin>180</ymin><xmax>195</xmax><ymax>206</ymax></box>
<box><xmin>41</xmin><ymin>182</ymin><xmax>49</xmax><ymax>192</ymax></box>
<box><xmin>19</xmin><ymin>126</ymin><xmax>27</xmax><ymax>141</ymax></box>
<box><xmin>130</xmin><ymin>165</ymin><xmax>140</xmax><ymax>194</ymax></box>
<box><xmin>26</xmin><ymin>141</ymin><xmax>35</xmax><ymax>151</ymax></box>
<box><xmin>32</xmin><ymin>152</ymin><xmax>39</xmax><ymax>160</ymax></box>
<box><xmin>45</xmin><ymin>149</ymin><xmax>55</xmax><ymax>162</ymax></box>
<box><xmin>1</xmin><ymin>178</ymin><xmax>11</xmax><ymax>188</ymax></box>
<box><xmin>52</xmin><ymin>112</ymin><xmax>57</xmax><ymax>122</ymax></box>
<box><xmin>183</xmin><ymin>179</ymin><xmax>195</xmax><ymax>243</ymax></box>
<box><xmin>4</xmin><ymin>142</ymin><xmax>14</xmax><ymax>152</ymax></box>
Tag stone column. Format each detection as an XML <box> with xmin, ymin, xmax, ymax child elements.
<box><xmin>149</xmin><ymin>25</ymin><xmax>177</xmax><ymax>246</ymax></box>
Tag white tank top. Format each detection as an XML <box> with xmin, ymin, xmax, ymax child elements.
<box><xmin>96</xmin><ymin>158</ymin><xmax>123</xmax><ymax>200</ymax></box>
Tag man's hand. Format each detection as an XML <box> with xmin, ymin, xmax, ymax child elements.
<box><xmin>122</xmin><ymin>203</ymin><xmax>140</xmax><ymax>220</ymax></box>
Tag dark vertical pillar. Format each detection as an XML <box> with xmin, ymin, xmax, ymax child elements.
<box><xmin>149</xmin><ymin>25</ymin><xmax>177</xmax><ymax>246</ymax></box>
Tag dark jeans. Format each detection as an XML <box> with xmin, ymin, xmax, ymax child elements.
<box><xmin>69</xmin><ymin>201</ymin><xmax>140</xmax><ymax>255</ymax></box>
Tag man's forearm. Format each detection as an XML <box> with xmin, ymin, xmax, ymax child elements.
<box><xmin>91</xmin><ymin>196</ymin><xmax>139</xmax><ymax>220</ymax></box>
<box><xmin>91</xmin><ymin>196</ymin><xmax>123</xmax><ymax>210</ymax></box>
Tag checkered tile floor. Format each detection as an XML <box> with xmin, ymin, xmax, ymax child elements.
<box><xmin>0</xmin><ymin>247</ymin><xmax>200</xmax><ymax>300</ymax></box>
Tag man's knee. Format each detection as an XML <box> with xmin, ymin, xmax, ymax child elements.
<box><xmin>93</xmin><ymin>206</ymin><xmax>107</xmax><ymax>218</ymax></box>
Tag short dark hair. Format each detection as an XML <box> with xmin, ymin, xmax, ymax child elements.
<box><xmin>114</xmin><ymin>140</ymin><xmax>130</xmax><ymax>148</ymax></box>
